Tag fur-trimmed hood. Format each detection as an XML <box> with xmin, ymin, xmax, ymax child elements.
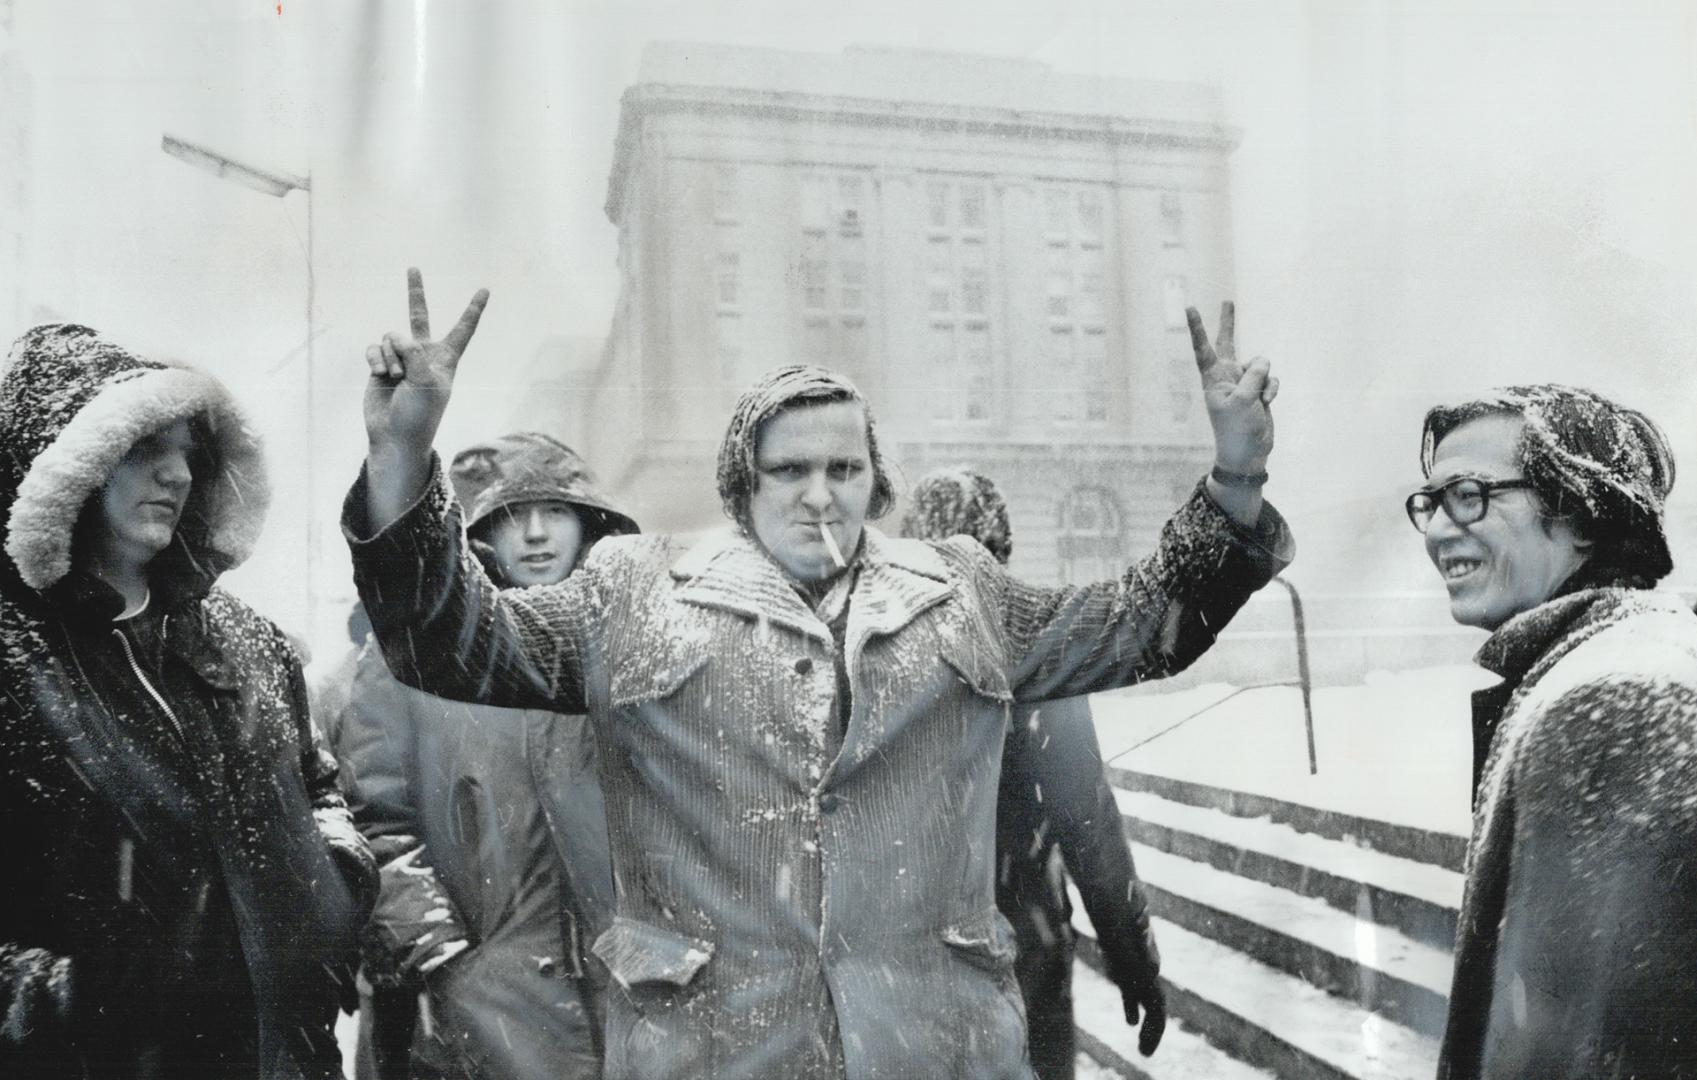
<box><xmin>0</xmin><ymin>324</ymin><xmax>269</xmax><ymax>599</ymax></box>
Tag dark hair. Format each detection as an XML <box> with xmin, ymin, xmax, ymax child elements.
<box><xmin>716</xmin><ymin>365</ymin><xmax>896</xmax><ymax>532</ymax></box>
<box><xmin>900</xmin><ymin>467</ymin><xmax>1013</xmax><ymax>564</ymax></box>
<box><xmin>1420</xmin><ymin>385</ymin><xmax>1676</xmax><ymax>589</ymax></box>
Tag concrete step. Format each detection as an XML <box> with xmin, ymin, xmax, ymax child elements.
<box><xmin>1128</xmin><ymin>844</ymin><xmax>1452</xmax><ymax>1038</ymax></box>
<box><xmin>1070</xmin><ymin>955</ymin><xmax>1277</xmax><ymax>1080</ymax></box>
<box><xmin>1109</xmin><ymin>768</ymin><xmax>1467</xmax><ymax>874</ymax></box>
<box><xmin>1116</xmin><ymin>788</ymin><xmax>1464</xmax><ymax>950</ymax></box>
<box><xmin>1077</xmin><ymin>916</ymin><xmax>1441</xmax><ymax>1080</ymax></box>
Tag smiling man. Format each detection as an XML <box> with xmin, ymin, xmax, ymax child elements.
<box><xmin>344</xmin><ymin>271</ymin><xmax>1292</xmax><ymax>1080</ymax></box>
<box><xmin>1407</xmin><ymin>385</ymin><xmax>1697</xmax><ymax>1079</ymax></box>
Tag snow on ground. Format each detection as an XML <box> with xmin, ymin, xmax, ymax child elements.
<box><xmin>1089</xmin><ymin>665</ymin><xmax>1497</xmax><ymax>838</ymax></box>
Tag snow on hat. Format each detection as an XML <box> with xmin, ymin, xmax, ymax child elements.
<box><xmin>901</xmin><ymin>466</ymin><xmax>1012</xmax><ymax>564</ymax></box>
<box><xmin>448</xmin><ymin>432</ymin><xmax>638</xmax><ymax>540</ymax></box>
<box><xmin>715</xmin><ymin>365</ymin><xmax>895</xmax><ymax>531</ymax></box>
<box><xmin>0</xmin><ymin>323</ymin><xmax>268</xmax><ymax>593</ymax></box>
<box><xmin>1421</xmin><ymin>384</ymin><xmax>1676</xmax><ymax>586</ymax></box>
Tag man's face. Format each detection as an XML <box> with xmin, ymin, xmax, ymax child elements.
<box><xmin>483</xmin><ymin>500</ymin><xmax>585</xmax><ymax>587</ymax></box>
<box><xmin>1423</xmin><ymin>414</ymin><xmax>1591</xmax><ymax>630</ymax></box>
<box><xmin>91</xmin><ymin>419</ymin><xmax>197</xmax><ymax>568</ymax></box>
<box><xmin>750</xmin><ymin>400</ymin><xmax>874</xmax><ymax>584</ymax></box>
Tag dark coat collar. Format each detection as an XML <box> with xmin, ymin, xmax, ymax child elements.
<box><xmin>1474</xmin><ymin>587</ymin><xmax>1679</xmax><ymax>685</ymax></box>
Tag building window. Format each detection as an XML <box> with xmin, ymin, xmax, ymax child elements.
<box><xmin>922</xmin><ymin>176</ymin><xmax>993</xmax><ymax>423</ymax></box>
<box><xmin>716</xmin><ymin>251</ymin><xmax>740</xmax><ymax>310</ymax></box>
<box><xmin>1160</xmin><ymin>191</ymin><xmax>1185</xmax><ymax>247</ymax></box>
<box><xmin>796</xmin><ymin>172</ymin><xmax>873</xmax><ymax>376</ymax></box>
<box><xmin>1043</xmin><ymin>183</ymin><xmax>1111</xmax><ymax>424</ymax></box>
<box><xmin>1163</xmin><ymin>275</ymin><xmax>1188</xmax><ymax>330</ymax></box>
<box><xmin>1056</xmin><ymin>486</ymin><xmax>1126</xmax><ymax>585</ymax></box>
<box><xmin>712</xmin><ymin>165</ymin><xmax>739</xmax><ymax>225</ymax></box>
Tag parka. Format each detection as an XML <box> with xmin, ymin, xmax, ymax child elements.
<box><xmin>0</xmin><ymin>324</ymin><xmax>377</xmax><ymax>1079</ymax></box>
<box><xmin>345</xmin><ymin>460</ymin><xmax>1290</xmax><ymax>1080</ymax></box>
<box><xmin>1438</xmin><ymin>587</ymin><xmax>1697</xmax><ymax>1079</ymax></box>
<box><xmin>328</xmin><ymin>432</ymin><xmax>637</xmax><ymax>1079</ymax></box>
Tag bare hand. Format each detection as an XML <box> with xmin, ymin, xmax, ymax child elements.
<box><xmin>1185</xmin><ymin>301</ymin><xmax>1276</xmax><ymax>474</ymax></box>
<box><xmin>363</xmin><ymin>267</ymin><xmax>489</xmax><ymax>457</ymax></box>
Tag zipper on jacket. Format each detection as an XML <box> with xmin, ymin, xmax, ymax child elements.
<box><xmin>112</xmin><ymin>627</ymin><xmax>192</xmax><ymax>753</ymax></box>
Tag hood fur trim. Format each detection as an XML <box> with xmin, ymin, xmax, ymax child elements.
<box><xmin>5</xmin><ymin>367</ymin><xmax>269</xmax><ymax>591</ymax></box>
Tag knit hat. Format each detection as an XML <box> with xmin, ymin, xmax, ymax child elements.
<box><xmin>0</xmin><ymin>324</ymin><xmax>268</xmax><ymax>595</ymax></box>
<box><xmin>448</xmin><ymin>432</ymin><xmax>638</xmax><ymax>543</ymax></box>
<box><xmin>1421</xmin><ymin>384</ymin><xmax>1676</xmax><ymax>587</ymax></box>
<box><xmin>900</xmin><ymin>466</ymin><xmax>1012</xmax><ymax>564</ymax></box>
<box><xmin>715</xmin><ymin>365</ymin><xmax>895</xmax><ymax>532</ymax></box>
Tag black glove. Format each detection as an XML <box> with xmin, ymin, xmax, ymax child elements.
<box><xmin>0</xmin><ymin>945</ymin><xmax>73</xmax><ymax>1046</ymax></box>
<box><xmin>1121</xmin><ymin>973</ymin><xmax>1167</xmax><ymax>1056</ymax></box>
<box><xmin>359</xmin><ymin>847</ymin><xmax>471</xmax><ymax>990</ymax></box>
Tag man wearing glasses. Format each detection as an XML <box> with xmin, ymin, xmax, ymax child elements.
<box><xmin>1405</xmin><ymin>385</ymin><xmax>1697</xmax><ymax>1079</ymax></box>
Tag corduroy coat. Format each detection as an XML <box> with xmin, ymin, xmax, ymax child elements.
<box><xmin>346</xmin><ymin>462</ymin><xmax>1290</xmax><ymax>1080</ymax></box>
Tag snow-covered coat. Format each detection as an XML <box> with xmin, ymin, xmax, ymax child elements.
<box><xmin>0</xmin><ymin>324</ymin><xmax>377</xmax><ymax>1078</ymax></box>
<box><xmin>345</xmin><ymin>461</ymin><xmax>1291</xmax><ymax>1080</ymax></box>
<box><xmin>328</xmin><ymin>433</ymin><xmax>634</xmax><ymax>1079</ymax></box>
<box><xmin>997</xmin><ymin>696</ymin><xmax>1159</xmax><ymax>1016</ymax></box>
<box><xmin>1438</xmin><ymin>588</ymin><xmax>1697</xmax><ymax>1079</ymax></box>
<box><xmin>333</xmin><ymin>643</ymin><xmax>615</xmax><ymax>1078</ymax></box>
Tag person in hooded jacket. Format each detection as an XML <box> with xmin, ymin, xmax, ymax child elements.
<box><xmin>0</xmin><ymin>323</ymin><xmax>378</xmax><ymax>1079</ymax></box>
<box><xmin>340</xmin><ymin>274</ymin><xmax>1289</xmax><ymax>1080</ymax></box>
<box><xmin>900</xmin><ymin>467</ymin><xmax>1165</xmax><ymax>1079</ymax></box>
<box><xmin>327</xmin><ymin>432</ymin><xmax>637</xmax><ymax>1080</ymax></box>
<box><xmin>1407</xmin><ymin>385</ymin><xmax>1697</xmax><ymax>1079</ymax></box>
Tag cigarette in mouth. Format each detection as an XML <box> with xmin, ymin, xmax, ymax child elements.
<box><xmin>819</xmin><ymin>523</ymin><xmax>847</xmax><ymax>568</ymax></box>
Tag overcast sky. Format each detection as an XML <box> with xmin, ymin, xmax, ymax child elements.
<box><xmin>5</xmin><ymin>0</ymin><xmax>1696</xmax><ymax>646</ymax></box>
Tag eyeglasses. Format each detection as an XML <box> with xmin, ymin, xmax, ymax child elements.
<box><xmin>1405</xmin><ymin>477</ymin><xmax>1536</xmax><ymax>533</ymax></box>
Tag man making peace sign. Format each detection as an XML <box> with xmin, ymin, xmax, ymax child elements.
<box><xmin>345</xmin><ymin>270</ymin><xmax>1293</xmax><ymax>1080</ymax></box>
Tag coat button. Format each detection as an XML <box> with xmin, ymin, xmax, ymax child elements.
<box><xmin>818</xmin><ymin>793</ymin><xmax>843</xmax><ymax>813</ymax></box>
<box><xmin>794</xmin><ymin>657</ymin><xmax>814</xmax><ymax>675</ymax></box>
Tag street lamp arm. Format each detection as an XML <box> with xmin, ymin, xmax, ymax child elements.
<box><xmin>161</xmin><ymin>134</ymin><xmax>309</xmax><ymax>197</ymax></box>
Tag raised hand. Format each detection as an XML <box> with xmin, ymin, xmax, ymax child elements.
<box><xmin>362</xmin><ymin>268</ymin><xmax>489</xmax><ymax>531</ymax></box>
<box><xmin>363</xmin><ymin>267</ymin><xmax>489</xmax><ymax>457</ymax></box>
<box><xmin>1185</xmin><ymin>301</ymin><xmax>1277</xmax><ymax>476</ymax></box>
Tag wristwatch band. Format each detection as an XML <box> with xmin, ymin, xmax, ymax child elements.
<box><xmin>1210</xmin><ymin>464</ymin><xmax>1269</xmax><ymax>488</ymax></box>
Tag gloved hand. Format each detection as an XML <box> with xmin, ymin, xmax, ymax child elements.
<box><xmin>1120</xmin><ymin>972</ymin><xmax>1167</xmax><ymax>1056</ymax></box>
<box><xmin>0</xmin><ymin>945</ymin><xmax>73</xmax><ymax>1046</ymax></box>
<box><xmin>359</xmin><ymin>846</ymin><xmax>471</xmax><ymax>989</ymax></box>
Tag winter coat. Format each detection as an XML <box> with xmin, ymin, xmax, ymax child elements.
<box><xmin>345</xmin><ymin>461</ymin><xmax>1291</xmax><ymax>1080</ymax></box>
<box><xmin>332</xmin><ymin>641</ymin><xmax>617</xmax><ymax>1078</ymax></box>
<box><xmin>0</xmin><ymin>324</ymin><xmax>377</xmax><ymax>1079</ymax></box>
<box><xmin>997</xmin><ymin>697</ymin><xmax>1159</xmax><ymax>1023</ymax></box>
<box><xmin>329</xmin><ymin>430</ymin><xmax>634</xmax><ymax>1080</ymax></box>
<box><xmin>1437</xmin><ymin>588</ymin><xmax>1697</xmax><ymax>1079</ymax></box>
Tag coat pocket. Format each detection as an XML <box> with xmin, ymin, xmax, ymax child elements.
<box><xmin>591</xmin><ymin>916</ymin><xmax>714</xmax><ymax>991</ymax></box>
<box><xmin>940</xmin><ymin>640</ymin><xmax>1014</xmax><ymax>704</ymax></box>
<box><xmin>941</xmin><ymin>906</ymin><xmax>1019</xmax><ymax>975</ymax></box>
<box><xmin>594</xmin><ymin>916</ymin><xmax>717</xmax><ymax>1075</ymax></box>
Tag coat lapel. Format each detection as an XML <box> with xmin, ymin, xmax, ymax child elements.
<box><xmin>842</xmin><ymin>529</ymin><xmax>954</xmax><ymax>666</ymax></box>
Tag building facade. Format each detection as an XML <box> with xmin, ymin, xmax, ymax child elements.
<box><xmin>585</xmin><ymin>42</ymin><xmax>1240</xmax><ymax>585</ymax></box>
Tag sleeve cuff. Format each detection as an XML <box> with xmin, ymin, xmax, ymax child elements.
<box><xmin>1194</xmin><ymin>476</ymin><xmax>1296</xmax><ymax>570</ymax></box>
<box><xmin>341</xmin><ymin>452</ymin><xmax>453</xmax><ymax>549</ymax></box>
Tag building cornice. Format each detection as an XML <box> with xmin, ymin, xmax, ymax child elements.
<box><xmin>605</xmin><ymin>82</ymin><xmax>1241</xmax><ymax>223</ymax></box>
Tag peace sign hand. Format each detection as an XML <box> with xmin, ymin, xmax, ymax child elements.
<box><xmin>1185</xmin><ymin>301</ymin><xmax>1277</xmax><ymax>475</ymax></box>
<box><xmin>363</xmin><ymin>267</ymin><xmax>489</xmax><ymax>457</ymax></box>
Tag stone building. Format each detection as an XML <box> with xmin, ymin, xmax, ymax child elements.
<box><xmin>584</xmin><ymin>41</ymin><xmax>1240</xmax><ymax>585</ymax></box>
